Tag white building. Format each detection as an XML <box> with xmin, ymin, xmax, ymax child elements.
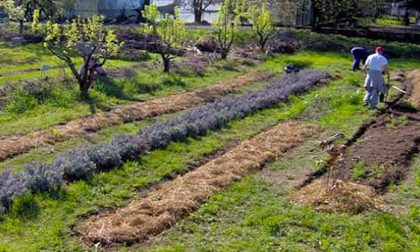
<box><xmin>73</xmin><ymin>0</ymin><xmax>219</xmax><ymax>23</ymax></box>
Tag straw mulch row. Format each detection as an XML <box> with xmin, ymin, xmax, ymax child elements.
<box><xmin>76</xmin><ymin>121</ymin><xmax>320</xmax><ymax>246</ymax></box>
<box><xmin>0</xmin><ymin>71</ymin><xmax>273</xmax><ymax>161</ymax></box>
<box><xmin>407</xmin><ymin>69</ymin><xmax>420</xmax><ymax>108</ymax></box>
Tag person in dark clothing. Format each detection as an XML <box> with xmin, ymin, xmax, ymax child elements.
<box><xmin>351</xmin><ymin>47</ymin><xmax>370</xmax><ymax>71</ymax></box>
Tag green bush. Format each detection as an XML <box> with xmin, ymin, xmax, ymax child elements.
<box><xmin>293</xmin><ymin>30</ymin><xmax>420</xmax><ymax>58</ymax></box>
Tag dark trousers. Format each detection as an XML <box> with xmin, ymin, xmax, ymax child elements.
<box><xmin>351</xmin><ymin>48</ymin><xmax>369</xmax><ymax>71</ymax></box>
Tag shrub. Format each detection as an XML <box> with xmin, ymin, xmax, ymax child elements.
<box><xmin>24</xmin><ymin>162</ymin><xmax>63</xmax><ymax>193</ymax></box>
<box><xmin>0</xmin><ymin>170</ymin><xmax>28</xmax><ymax>213</ymax></box>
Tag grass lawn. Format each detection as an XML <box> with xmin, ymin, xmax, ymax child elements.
<box><xmin>0</xmin><ymin>29</ymin><xmax>419</xmax><ymax>251</ymax></box>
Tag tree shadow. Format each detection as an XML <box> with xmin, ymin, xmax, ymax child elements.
<box><xmin>93</xmin><ymin>76</ymin><xmax>137</xmax><ymax>101</ymax></box>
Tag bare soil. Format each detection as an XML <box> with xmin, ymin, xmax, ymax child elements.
<box><xmin>76</xmin><ymin>121</ymin><xmax>320</xmax><ymax>246</ymax></box>
<box><xmin>0</xmin><ymin>71</ymin><xmax>273</xmax><ymax>162</ymax></box>
<box><xmin>336</xmin><ymin>117</ymin><xmax>420</xmax><ymax>192</ymax></box>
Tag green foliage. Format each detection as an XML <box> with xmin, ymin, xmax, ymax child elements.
<box><xmin>351</xmin><ymin>161</ymin><xmax>366</xmax><ymax>179</ymax></box>
<box><xmin>142</xmin><ymin>4</ymin><xmax>186</xmax><ymax>73</ymax></box>
<box><xmin>312</xmin><ymin>0</ymin><xmax>384</xmax><ymax>29</ymax></box>
<box><xmin>0</xmin><ymin>0</ymin><xmax>25</xmax><ymax>22</ymax></box>
<box><xmin>246</xmin><ymin>1</ymin><xmax>275</xmax><ymax>51</ymax></box>
<box><xmin>213</xmin><ymin>0</ymin><xmax>242</xmax><ymax>59</ymax></box>
<box><xmin>32</xmin><ymin>14</ymin><xmax>123</xmax><ymax>97</ymax></box>
<box><xmin>5</xmin><ymin>83</ymin><xmax>76</xmax><ymax>114</ymax></box>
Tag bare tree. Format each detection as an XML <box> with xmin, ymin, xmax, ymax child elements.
<box><xmin>179</xmin><ymin>0</ymin><xmax>221</xmax><ymax>23</ymax></box>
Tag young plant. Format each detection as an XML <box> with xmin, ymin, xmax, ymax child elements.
<box><xmin>142</xmin><ymin>4</ymin><xmax>186</xmax><ymax>73</ymax></box>
<box><xmin>32</xmin><ymin>14</ymin><xmax>123</xmax><ymax>98</ymax></box>
<box><xmin>213</xmin><ymin>0</ymin><xmax>242</xmax><ymax>59</ymax></box>
<box><xmin>246</xmin><ymin>1</ymin><xmax>275</xmax><ymax>52</ymax></box>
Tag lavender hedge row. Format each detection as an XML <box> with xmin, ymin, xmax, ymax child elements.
<box><xmin>0</xmin><ymin>70</ymin><xmax>328</xmax><ymax>213</ymax></box>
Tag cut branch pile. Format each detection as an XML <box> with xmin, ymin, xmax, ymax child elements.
<box><xmin>0</xmin><ymin>71</ymin><xmax>274</xmax><ymax>161</ymax></box>
<box><xmin>77</xmin><ymin>121</ymin><xmax>320</xmax><ymax>245</ymax></box>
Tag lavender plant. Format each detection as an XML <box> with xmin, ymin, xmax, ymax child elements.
<box><xmin>0</xmin><ymin>70</ymin><xmax>328</xmax><ymax>212</ymax></box>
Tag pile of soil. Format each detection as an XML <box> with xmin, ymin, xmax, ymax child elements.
<box><xmin>268</xmin><ymin>31</ymin><xmax>300</xmax><ymax>54</ymax></box>
<box><xmin>194</xmin><ymin>36</ymin><xmax>219</xmax><ymax>53</ymax></box>
<box><xmin>116</xmin><ymin>30</ymin><xmax>185</xmax><ymax>56</ymax></box>
<box><xmin>76</xmin><ymin>122</ymin><xmax>320</xmax><ymax>245</ymax></box>
<box><xmin>293</xmin><ymin>179</ymin><xmax>382</xmax><ymax>214</ymax></box>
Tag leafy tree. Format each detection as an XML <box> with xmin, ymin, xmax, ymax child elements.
<box><xmin>246</xmin><ymin>1</ymin><xmax>275</xmax><ymax>51</ymax></box>
<box><xmin>32</xmin><ymin>14</ymin><xmax>123</xmax><ymax>98</ymax></box>
<box><xmin>401</xmin><ymin>0</ymin><xmax>420</xmax><ymax>25</ymax></box>
<box><xmin>0</xmin><ymin>0</ymin><xmax>75</xmax><ymax>33</ymax></box>
<box><xmin>142</xmin><ymin>3</ymin><xmax>186</xmax><ymax>73</ymax></box>
<box><xmin>213</xmin><ymin>0</ymin><xmax>242</xmax><ymax>59</ymax></box>
<box><xmin>31</xmin><ymin>0</ymin><xmax>75</xmax><ymax>21</ymax></box>
<box><xmin>0</xmin><ymin>0</ymin><xmax>25</xmax><ymax>33</ymax></box>
<box><xmin>311</xmin><ymin>0</ymin><xmax>384</xmax><ymax>30</ymax></box>
<box><xmin>133</xmin><ymin>0</ymin><xmax>150</xmax><ymax>23</ymax></box>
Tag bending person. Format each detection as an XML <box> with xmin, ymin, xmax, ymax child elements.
<box><xmin>351</xmin><ymin>47</ymin><xmax>370</xmax><ymax>71</ymax></box>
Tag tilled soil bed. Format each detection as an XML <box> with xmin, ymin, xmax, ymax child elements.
<box><xmin>0</xmin><ymin>71</ymin><xmax>273</xmax><ymax>162</ymax></box>
<box><xmin>336</xmin><ymin>116</ymin><xmax>420</xmax><ymax>192</ymax></box>
<box><xmin>76</xmin><ymin>121</ymin><xmax>320</xmax><ymax>246</ymax></box>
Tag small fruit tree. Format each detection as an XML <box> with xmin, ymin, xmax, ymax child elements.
<box><xmin>32</xmin><ymin>13</ymin><xmax>123</xmax><ymax>98</ymax></box>
<box><xmin>213</xmin><ymin>0</ymin><xmax>243</xmax><ymax>59</ymax></box>
<box><xmin>246</xmin><ymin>1</ymin><xmax>275</xmax><ymax>52</ymax></box>
<box><xmin>142</xmin><ymin>3</ymin><xmax>186</xmax><ymax>73</ymax></box>
<box><xmin>0</xmin><ymin>0</ymin><xmax>25</xmax><ymax>33</ymax></box>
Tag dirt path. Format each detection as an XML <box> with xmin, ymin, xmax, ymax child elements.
<box><xmin>76</xmin><ymin>121</ymin><xmax>320</xmax><ymax>246</ymax></box>
<box><xmin>0</xmin><ymin>71</ymin><xmax>273</xmax><ymax>162</ymax></box>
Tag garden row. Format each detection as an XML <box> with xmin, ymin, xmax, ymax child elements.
<box><xmin>0</xmin><ymin>69</ymin><xmax>328</xmax><ymax>214</ymax></box>
<box><xmin>0</xmin><ymin>70</ymin><xmax>273</xmax><ymax>161</ymax></box>
<box><xmin>77</xmin><ymin>121</ymin><xmax>320</xmax><ymax>245</ymax></box>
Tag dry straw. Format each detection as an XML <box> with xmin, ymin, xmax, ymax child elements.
<box><xmin>76</xmin><ymin>121</ymin><xmax>320</xmax><ymax>245</ymax></box>
<box><xmin>292</xmin><ymin>179</ymin><xmax>383</xmax><ymax>214</ymax></box>
<box><xmin>407</xmin><ymin>69</ymin><xmax>420</xmax><ymax>108</ymax></box>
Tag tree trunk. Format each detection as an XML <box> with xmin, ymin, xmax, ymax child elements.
<box><xmin>403</xmin><ymin>10</ymin><xmax>410</xmax><ymax>26</ymax></box>
<box><xmin>221</xmin><ymin>49</ymin><xmax>228</xmax><ymax>59</ymax></box>
<box><xmin>194</xmin><ymin>10</ymin><xmax>203</xmax><ymax>23</ymax></box>
<box><xmin>78</xmin><ymin>78</ymin><xmax>92</xmax><ymax>99</ymax></box>
<box><xmin>137</xmin><ymin>0</ymin><xmax>151</xmax><ymax>23</ymax></box>
<box><xmin>162</xmin><ymin>54</ymin><xmax>171</xmax><ymax>73</ymax></box>
<box><xmin>19</xmin><ymin>20</ymin><xmax>24</xmax><ymax>34</ymax></box>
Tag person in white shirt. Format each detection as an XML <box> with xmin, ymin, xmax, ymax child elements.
<box><xmin>362</xmin><ymin>47</ymin><xmax>390</xmax><ymax>109</ymax></box>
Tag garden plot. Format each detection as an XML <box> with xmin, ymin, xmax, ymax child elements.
<box><xmin>77</xmin><ymin>121</ymin><xmax>320</xmax><ymax>245</ymax></box>
<box><xmin>0</xmin><ymin>71</ymin><xmax>273</xmax><ymax>162</ymax></box>
<box><xmin>294</xmin><ymin>70</ymin><xmax>420</xmax><ymax>213</ymax></box>
<box><xmin>0</xmin><ymin>69</ymin><xmax>327</xmax><ymax>215</ymax></box>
